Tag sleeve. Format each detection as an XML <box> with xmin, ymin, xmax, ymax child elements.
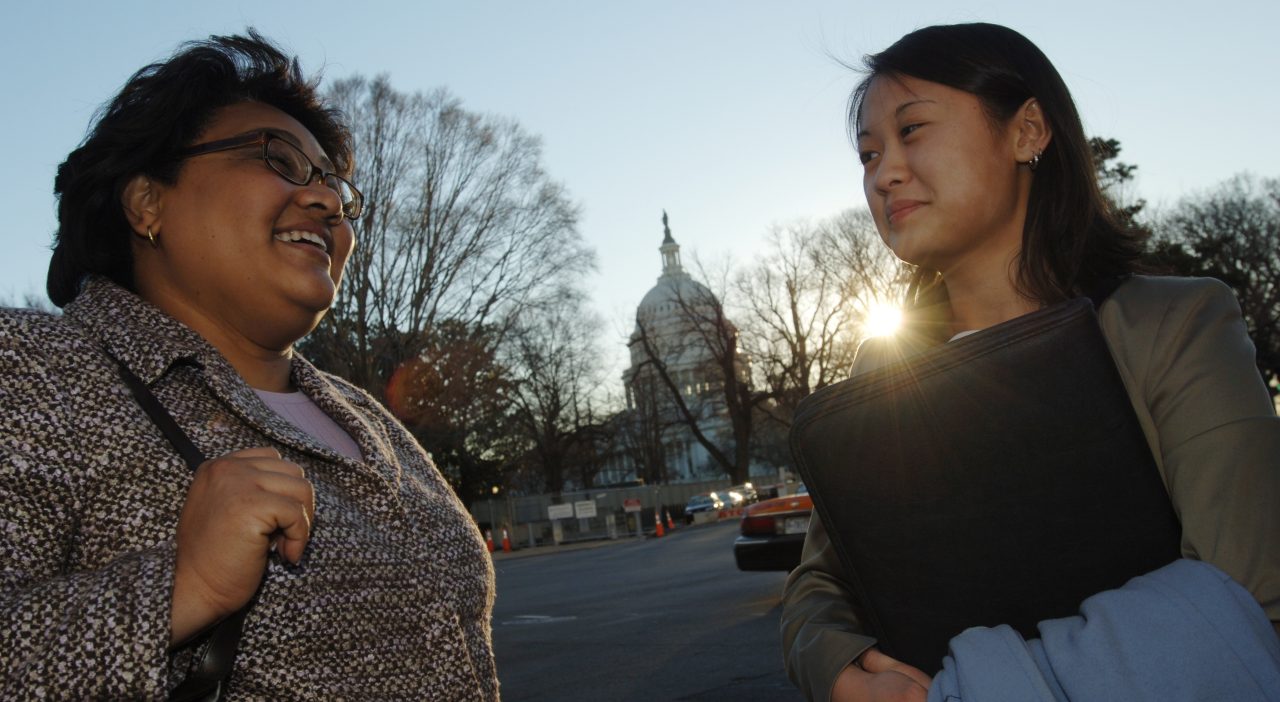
<box><xmin>780</xmin><ymin>515</ymin><xmax>877</xmax><ymax>702</ymax></box>
<box><xmin>0</xmin><ymin>335</ymin><xmax>179</xmax><ymax>699</ymax></box>
<box><xmin>0</xmin><ymin>452</ymin><xmax>180</xmax><ymax>700</ymax></box>
<box><xmin>779</xmin><ymin>335</ymin><xmax>918</xmax><ymax>701</ymax></box>
<box><xmin>1123</xmin><ymin>278</ymin><xmax>1280</xmax><ymax>627</ymax></box>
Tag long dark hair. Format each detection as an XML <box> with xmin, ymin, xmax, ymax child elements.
<box><xmin>849</xmin><ymin>23</ymin><xmax>1146</xmax><ymax>314</ymax></box>
<box><xmin>48</xmin><ymin>29</ymin><xmax>352</xmax><ymax>307</ymax></box>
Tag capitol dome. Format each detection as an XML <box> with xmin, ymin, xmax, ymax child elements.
<box><xmin>628</xmin><ymin>213</ymin><xmax>724</xmax><ymax>367</ymax></box>
<box><xmin>609</xmin><ymin>212</ymin><xmax>748</xmax><ymax>485</ymax></box>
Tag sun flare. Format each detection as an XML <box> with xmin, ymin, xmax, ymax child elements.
<box><xmin>864</xmin><ymin>304</ymin><xmax>903</xmax><ymax>338</ymax></box>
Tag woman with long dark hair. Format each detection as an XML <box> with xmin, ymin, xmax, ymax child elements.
<box><xmin>781</xmin><ymin>23</ymin><xmax>1279</xmax><ymax>701</ymax></box>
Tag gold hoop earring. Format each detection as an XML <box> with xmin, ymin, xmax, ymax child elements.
<box><xmin>146</xmin><ymin>227</ymin><xmax>158</xmax><ymax>248</ymax></box>
<box><xmin>1028</xmin><ymin>150</ymin><xmax>1042</xmax><ymax>172</ymax></box>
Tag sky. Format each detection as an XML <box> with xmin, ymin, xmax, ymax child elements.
<box><xmin>4</xmin><ymin>1</ymin><xmax>1278</xmax><ymax>379</ymax></box>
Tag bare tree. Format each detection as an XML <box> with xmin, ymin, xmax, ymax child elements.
<box><xmin>617</xmin><ymin>374</ymin><xmax>674</xmax><ymax>485</ymax></box>
<box><xmin>504</xmin><ymin>296</ymin><xmax>610</xmax><ymax>493</ymax></box>
<box><xmin>1149</xmin><ymin>174</ymin><xmax>1280</xmax><ymax>394</ymax></box>
<box><xmin>382</xmin><ymin>321</ymin><xmax>515</xmax><ymax>501</ymax></box>
<box><xmin>305</xmin><ymin>76</ymin><xmax>595</xmax><ymax>399</ymax></box>
<box><xmin>301</xmin><ymin>75</ymin><xmax>596</xmax><ymax>502</ymax></box>
<box><xmin>735</xmin><ymin>210</ymin><xmax>907</xmax><ymax>425</ymax></box>
<box><xmin>814</xmin><ymin>209</ymin><xmax>910</xmax><ymax>322</ymax></box>
<box><xmin>0</xmin><ymin>293</ymin><xmax>58</xmax><ymax>314</ymax></box>
<box><xmin>622</xmin><ymin>211</ymin><xmax>908</xmax><ymax>484</ymax></box>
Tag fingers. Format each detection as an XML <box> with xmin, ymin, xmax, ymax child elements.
<box><xmin>859</xmin><ymin>648</ymin><xmax>895</xmax><ymax>673</ymax></box>
<box><xmin>224</xmin><ymin>445</ymin><xmax>283</xmax><ymax>460</ymax></box>
<box><xmin>860</xmin><ymin>649</ymin><xmax>933</xmax><ymax>689</ymax></box>
<box><xmin>261</xmin><ymin>489</ymin><xmax>313</xmax><ymax>564</ymax></box>
<box><xmin>170</xmin><ymin>446</ymin><xmax>317</xmax><ymax>645</ymax></box>
<box><xmin>180</xmin><ymin>446</ymin><xmax>316</xmax><ymax>586</ymax></box>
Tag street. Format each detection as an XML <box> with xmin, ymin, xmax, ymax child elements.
<box><xmin>492</xmin><ymin>520</ymin><xmax>804</xmax><ymax>701</ymax></box>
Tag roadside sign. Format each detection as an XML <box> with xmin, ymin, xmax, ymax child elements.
<box><xmin>622</xmin><ymin>498</ymin><xmax>642</xmax><ymax>513</ymax></box>
<box><xmin>574</xmin><ymin>500</ymin><xmax>598</xmax><ymax>518</ymax></box>
<box><xmin>548</xmin><ymin>503</ymin><xmax>574</xmax><ymax>520</ymax></box>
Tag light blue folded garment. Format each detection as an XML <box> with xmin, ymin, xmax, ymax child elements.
<box><xmin>928</xmin><ymin>559</ymin><xmax>1280</xmax><ymax>701</ymax></box>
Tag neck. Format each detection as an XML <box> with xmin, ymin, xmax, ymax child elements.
<box><xmin>942</xmin><ymin>254</ymin><xmax>1038</xmax><ymax>334</ymax></box>
<box><xmin>183</xmin><ymin>313</ymin><xmax>298</xmax><ymax>391</ymax></box>
<box><xmin>219</xmin><ymin>340</ymin><xmax>296</xmax><ymax>392</ymax></box>
<box><xmin>135</xmin><ymin>283</ymin><xmax>299</xmax><ymax>392</ymax></box>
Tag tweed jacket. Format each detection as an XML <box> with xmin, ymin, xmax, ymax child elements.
<box><xmin>780</xmin><ymin>276</ymin><xmax>1280</xmax><ymax>702</ymax></box>
<box><xmin>0</xmin><ymin>278</ymin><xmax>498</xmax><ymax>700</ymax></box>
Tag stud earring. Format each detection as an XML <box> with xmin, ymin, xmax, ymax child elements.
<box><xmin>146</xmin><ymin>227</ymin><xmax>158</xmax><ymax>248</ymax></box>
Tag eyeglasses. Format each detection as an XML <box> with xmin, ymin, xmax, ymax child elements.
<box><xmin>177</xmin><ymin>131</ymin><xmax>364</xmax><ymax>220</ymax></box>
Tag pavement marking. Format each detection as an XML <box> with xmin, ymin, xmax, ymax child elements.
<box><xmin>500</xmin><ymin>614</ymin><xmax>579</xmax><ymax>626</ymax></box>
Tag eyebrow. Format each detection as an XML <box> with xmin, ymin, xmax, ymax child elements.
<box><xmin>856</xmin><ymin>99</ymin><xmax>938</xmax><ymax>139</ymax></box>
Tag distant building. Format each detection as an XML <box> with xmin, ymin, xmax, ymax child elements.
<box><xmin>597</xmin><ymin>213</ymin><xmax>745</xmax><ymax>484</ymax></box>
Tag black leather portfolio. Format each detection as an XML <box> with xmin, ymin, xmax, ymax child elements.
<box><xmin>789</xmin><ymin>297</ymin><xmax>1182</xmax><ymax>674</ymax></box>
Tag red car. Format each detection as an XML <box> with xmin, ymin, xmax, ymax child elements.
<box><xmin>733</xmin><ymin>485</ymin><xmax>813</xmax><ymax>571</ymax></box>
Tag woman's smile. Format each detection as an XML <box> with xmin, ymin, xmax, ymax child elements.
<box><xmin>886</xmin><ymin>199</ymin><xmax>926</xmax><ymax>226</ymax></box>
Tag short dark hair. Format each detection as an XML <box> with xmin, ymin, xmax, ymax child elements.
<box><xmin>848</xmin><ymin>23</ymin><xmax>1146</xmax><ymax>310</ymax></box>
<box><xmin>48</xmin><ymin>29</ymin><xmax>352</xmax><ymax>307</ymax></box>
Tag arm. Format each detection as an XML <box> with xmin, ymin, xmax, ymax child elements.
<box><xmin>782</xmin><ymin>334</ymin><xmax>942</xmax><ymax>701</ymax></box>
<box><xmin>1106</xmin><ymin>277</ymin><xmax>1280</xmax><ymax>632</ymax></box>
<box><xmin>0</xmin><ymin>448</ymin><xmax>177</xmax><ymax>700</ymax></box>
<box><xmin>780</xmin><ymin>514</ymin><xmax>878</xmax><ymax>701</ymax></box>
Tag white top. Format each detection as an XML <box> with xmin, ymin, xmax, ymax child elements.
<box><xmin>253</xmin><ymin>389</ymin><xmax>363</xmax><ymax>461</ymax></box>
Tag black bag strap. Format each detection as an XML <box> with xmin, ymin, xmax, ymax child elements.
<box><xmin>111</xmin><ymin>358</ymin><xmax>249</xmax><ymax>702</ymax></box>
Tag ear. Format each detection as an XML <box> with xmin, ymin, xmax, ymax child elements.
<box><xmin>1012</xmin><ymin>98</ymin><xmax>1053</xmax><ymax>163</ymax></box>
<box><xmin>120</xmin><ymin>175</ymin><xmax>162</xmax><ymax>241</ymax></box>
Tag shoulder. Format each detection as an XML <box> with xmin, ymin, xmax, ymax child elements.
<box><xmin>0</xmin><ymin>306</ymin><xmax>91</xmax><ymax>376</ymax></box>
<box><xmin>1100</xmin><ymin>275</ymin><xmax>1268</xmax><ymax>416</ymax></box>
<box><xmin>850</xmin><ymin>332</ymin><xmax>938</xmax><ymax>377</ymax></box>
<box><xmin>0</xmin><ymin>308</ymin><xmax>96</xmax><ymax>458</ymax></box>
<box><xmin>0</xmin><ymin>305</ymin><xmax>75</xmax><ymax>342</ymax></box>
<box><xmin>1106</xmin><ymin>275</ymin><xmax>1236</xmax><ymax>314</ymax></box>
<box><xmin>1100</xmin><ymin>275</ymin><xmax>1245</xmax><ymax>352</ymax></box>
<box><xmin>315</xmin><ymin>367</ymin><xmax>384</xmax><ymax>413</ymax></box>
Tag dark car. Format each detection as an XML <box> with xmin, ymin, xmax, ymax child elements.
<box><xmin>684</xmin><ymin>493</ymin><xmax>726</xmax><ymax>523</ymax></box>
<box><xmin>733</xmin><ymin>485</ymin><xmax>813</xmax><ymax>571</ymax></box>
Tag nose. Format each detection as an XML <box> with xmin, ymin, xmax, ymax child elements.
<box><xmin>870</xmin><ymin>144</ymin><xmax>908</xmax><ymax>195</ymax></box>
<box><xmin>297</xmin><ymin>174</ymin><xmax>345</xmax><ymax>221</ymax></box>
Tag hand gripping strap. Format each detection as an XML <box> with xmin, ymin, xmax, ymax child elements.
<box><xmin>111</xmin><ymin>358</ymin><xmax>250</xmax><ymax>702</ymax></box>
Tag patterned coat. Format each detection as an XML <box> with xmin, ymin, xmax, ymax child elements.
<box><xmin>0</xmin><ymin>278</ymin><xmax>498</xmax><ymax>700</ymax></box>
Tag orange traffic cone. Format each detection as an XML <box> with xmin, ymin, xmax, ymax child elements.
<box><xmin>485</xmin><ymin>530</ymin><xmax>496</xmax><ymax>553</ymax></box>
<box><xmin>501</xmin><ymin>528</ymin><xmax>512</xmax><ymax>553</ymax></box>
<box><xmin>654</xmin><ymin>510</ymin><xmax>665</xmax><ymax>538</ymax></box>
<box><xmin>665</xmin><ymin>509</ymin><xmax>676</xmax><ymax>530</ymax></box>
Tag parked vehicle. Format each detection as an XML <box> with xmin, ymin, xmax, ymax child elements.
<box><xmin>727</xmin><ymin>483</ymin><xmax>759</xmax><ymax>504</ymax></box>
<box><xmin>719</xmin><ymin>489</ymin><xmax>745</xmax><ymax>508</ymax></box>
<box><xmin>733</xmin><ymin>485</ymin><xmax>813</xmax><ymax>571</ymax></box>
<box><xmin>683</xmin><ymin>493</ymin><xmax>726</xmax><ymax>524</ymax></box>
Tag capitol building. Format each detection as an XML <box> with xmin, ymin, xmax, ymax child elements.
<box><xmin>596</xmin><ymin>214</ymin><xmax>749</xmax><ymax>485</ymax></box>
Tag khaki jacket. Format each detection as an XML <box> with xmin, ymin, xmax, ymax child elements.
<box><xmin>780</xmin><ymin>276</ymin><xmax>1280</xmax><ymax>701</ymax></box>
<box><xmin>0</xmin><ymin>278</ymin><xmax>498</xmax><ymax>700</ymax></box>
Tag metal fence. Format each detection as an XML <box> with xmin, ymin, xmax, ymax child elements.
<box><xmin>471</xmin><ymin>480</ymin><xmax>788</xmax><ymax>547</ymax></box>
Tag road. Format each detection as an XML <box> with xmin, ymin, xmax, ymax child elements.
<box><xmin>492</xmin><ymin>520</ymin><xmax>804</xmax><ymax>701</ymax></box>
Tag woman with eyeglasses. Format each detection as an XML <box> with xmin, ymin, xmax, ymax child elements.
<box><xmin>780</xmin><ymin>23</ymin><xmax>1280</xmax><ymax>702</ymax></box>
<box><xmin>0</xmin><ymin>33</ymin><xmax>497</xmax><ymax>699</ymax></box>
